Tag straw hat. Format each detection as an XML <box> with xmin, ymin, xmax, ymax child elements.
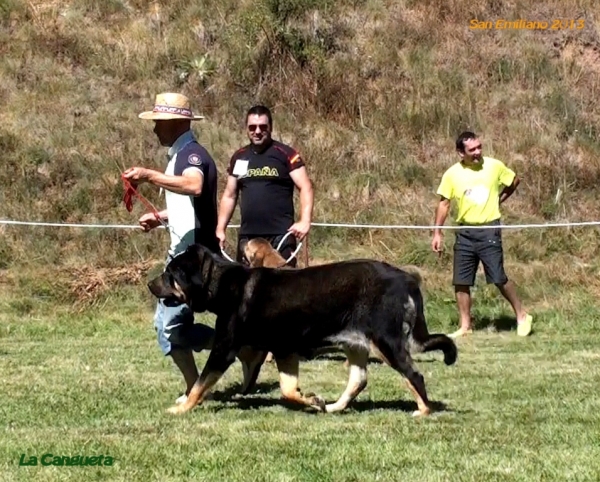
<box><xmin>138</xmin><ymin>92</ymin><xmax>204</xmax><ymax>121</ymax></box>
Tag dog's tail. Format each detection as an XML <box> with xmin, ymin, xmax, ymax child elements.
<box><xmin>420</xmin><ymin>334</ymin><xmax>457</xmax><ymax>366</ymax></box>
<box><xmin>407</xmin><ymin>292</ymin><xmax>457</xmax><ymax>366</ymax></box>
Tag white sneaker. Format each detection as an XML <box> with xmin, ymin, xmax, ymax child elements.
<box><xmin>175</xmin><ymin>394</ymin><xmax>187</xmax><ymax>404</ymax></box>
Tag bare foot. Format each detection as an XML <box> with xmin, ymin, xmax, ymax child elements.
<box><xmin>448</xmin><ymin>328</ymin><xmax>473</xmax><ymax>339</ymax></box>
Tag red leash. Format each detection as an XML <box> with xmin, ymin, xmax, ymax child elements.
<box><xmin>120</xmin><ymin>173</ymin><xmax>163</xmax><ymax>222</ymax></box>
<box><xmin>120</xmin><ymin>173</ymin><xmax>184</xmax><ymax>244</ymax></box>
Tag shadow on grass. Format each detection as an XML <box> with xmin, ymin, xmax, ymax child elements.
<box><xmin>214</xmin><ymin>397</ymin><xmax>455</xmax><ymax>415</ymax></box>
<box><xmin>473</xmin><ymin>314</ymin><xmax>516</xmax><ymax>332</ymax></box>
<box><xmin>209</xmin><ymin>381</ymin><xmax>280</xmax><ymax>401</ymax></box>
<box><xmin>350</xmin><ymin>399</ymin><xmax>451</xmax><ymax>414</ymax></box>
<box><xmin>209</xmin><ymin>388</ymin><xmax>456</xmax><ymax>415</ymax></box>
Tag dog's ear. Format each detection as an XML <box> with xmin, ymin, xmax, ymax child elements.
<box><xmin>239</xmin><ymin>238</ymin><xmax>249</xmax><ymax>251</ymax></box>
<box><xmin>164</xmin><ymin>250</ymin><xmax>198</xmax><ymax>294</ymax></box>
<box><xmin>187</xmin><ymin>246</ymin><xmax>219</xmax><ymax>295</ymax></box>
<box><xmin>170</xmin><ymin>265</ymin><xmax>190</xmax><ymax>290</ymax></box>
<box><xmin>243</xmin><ymin>240</ymin><xmax>258</xmax><ymax>266</ymax></box>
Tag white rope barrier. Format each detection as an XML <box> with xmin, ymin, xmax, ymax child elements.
<box><xmin>2</xmin><ymin>219</ymin><xmax>600</xmax><ymax>230</ymax></box>
<box><xmin>309</xmin><ymin>221</ymin><xmax>600</xmax><ymax>230</ymax></box>
<box><xmin>0</xmin><ymin>220</ymin><xmax>143</xmax><ymax>229</ymax></box>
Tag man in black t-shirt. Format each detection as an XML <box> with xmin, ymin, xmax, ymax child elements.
<box><xmin>216</xmin><ymin>105</ymin><xmax>314</xmax><ymax>267</ymax></box>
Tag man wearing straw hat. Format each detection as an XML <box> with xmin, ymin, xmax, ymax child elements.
<box><xmin>123</xmin><ymin>92</ymin><xmax>220</xmax><ymax>405</ymax></box>
<box><xmin>216</xmin><ymin>105</ymin><xmax>314</xmax><ymax>267</ymax></box>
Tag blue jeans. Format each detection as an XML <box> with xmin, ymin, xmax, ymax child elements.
<box><xmin>154</xmin><ymin>247</ymin><xmax>215</xmax><ymax>356</ymax></box>
<box><xmin>153</xmin><ymin>301</ymin><xmax>215</xmax><ymax>356</ymax></box>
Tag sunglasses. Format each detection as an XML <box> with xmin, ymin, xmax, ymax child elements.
<box><xmin>248</xmin><ymin>124</ymin><xmax>270</xmax><ymax>132</ymax></box>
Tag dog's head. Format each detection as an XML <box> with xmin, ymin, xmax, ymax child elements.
<box><xmin>244</xmin><ymin>238</ymin><xmax>288</xmax><ymax>268</ymax></box>
<box><xmin>147</xmin><ymin>244</ymin><xmax>216</xmax><ymax>312</ymax></box>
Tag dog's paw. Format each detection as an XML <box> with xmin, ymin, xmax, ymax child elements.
<box><xmin>308</xmin><ymin>395</ymin><xmax>326</xmax><ymax>412</ymax></box>
<box><xmin>324</xmin><ymin>403</ymin><xmax>340</xmax><ymax>413</ymax></box>
<box><xmin>166</xmin><ymin>404</ymin><xmax>188</xmax><ymax>415</ymax></box>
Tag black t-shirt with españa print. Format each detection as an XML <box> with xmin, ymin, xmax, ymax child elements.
<box><xmin>227</xmin><ymin>140</ymin><xmax>305</xmax><ymax>236</ymax></box>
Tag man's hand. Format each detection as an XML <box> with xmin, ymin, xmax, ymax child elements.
<box><xmin>431</xmin><ymin>232</ymin><xmax>444</xmax><ymax>257</ymax></box>
<box><xmin>123</xmin><ymin>167</ymin><xmax>154</xmax><ymax>185</ymax></box>
<box><xmin>139</xmin><ymin>212</ymin><xmax>162</xmax><ymax>232</ymax></box>
<box><xmin>499</xmin><ymin>177</ymin><xmax>520</xmax><ymax>204</ymax></box>
<box><xmin>216</xmin><ymin>228</ymin><xmax>227</xmax><ymax>249</ymax></box>
<box><xmin>288</xmin><ymin>220</ymin><xmax>310</xmax><ymax>241</ymax></box>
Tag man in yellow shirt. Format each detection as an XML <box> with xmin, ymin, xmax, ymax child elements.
<box><xmin>431</xmin><ymin>132</ymin><xmax>533</xmax><ymax>338</ymax></box>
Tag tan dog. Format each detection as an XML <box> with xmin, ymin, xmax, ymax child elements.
<box><xmin>244</xmin><ymin>238</ymin><xmax>291</xmax><ymax>270</ymax></box>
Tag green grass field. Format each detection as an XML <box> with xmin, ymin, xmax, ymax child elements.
<box><xmin>2</xmin><ymin>277</ymin><xmax>600</xmax><ymax>482</ymax></box>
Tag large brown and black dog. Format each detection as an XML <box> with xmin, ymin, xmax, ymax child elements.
<box><xmin>243</xmin><ymin>238</ymin><xmax>427</xmax><ymax>366</ymax></box>
<box><xmin>148</xmin><ymin>243</ymin><xmax>457</xmax><ymax>417</ymax></box>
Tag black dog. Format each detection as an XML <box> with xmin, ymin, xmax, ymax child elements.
<box><xmin>148</xmin><ymin>244</ymin><xmax>457</xmax><ymax>416</ymax></box>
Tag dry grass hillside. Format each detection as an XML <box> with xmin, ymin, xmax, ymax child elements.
<box><xmin>1</xmin><ymin>0</ymin><xmax>600</xmax><ymax>304</ymax></box>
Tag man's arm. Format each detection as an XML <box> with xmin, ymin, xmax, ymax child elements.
<box><xmin>155</xmin><ymin>209</ymin><xmax>168</xmax><ymax>221</ymax></box>
<box><xmin>499</xmin><ymin>176</ymin><xmax>520</xmax><ymax>204</ymax></box>
<box><xmin>433</xmin><ymin>197</ymin><xmax>451</xmax><ymax>236</ymax></box>
<box><xmin>139</xmin><ymin>209</ymin><xmax>168</xmax><ymax>232</ymax></box>
<box><xmin>217</xmin><ymin>175</ymin><xmax>239</xmax><ymax>230</ymax></box>
<box><xmin>216</xmin><ymin>175</ymin><xmax>239</xmax><ymax>246</ymax></box>
<box><xmin>122</xmin><ymin>167</ymin><xmax>203</xmax><ymax>196</ymax></box>
<box><xmin>290</xmin><ymin>166</ymin><xmax>313</xmax><ymax>223</ymax></box>
<box><xmin>432</xmin><ymin>169</ymin><xmax>453</xmax><ymax>236</ymax></box>
<box><xmin>147</xmin><ymin>169</ymin><xmax>203</xmax><ymax>196</ymax></box>
<box><xmin>289</xmin><ymin>166</ymin><xmax>314</xmax><ymax>239</ymax></box>
<box><xmin>431</xmin><ymin>197</ymin><xmax>451</xmax><ymax>255</ymax></box>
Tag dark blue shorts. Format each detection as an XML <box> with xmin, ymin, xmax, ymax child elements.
<box><xmin>452</xmin><ymin>219</ymin><xmax>508</xmax><ymax>286</ymax></box>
